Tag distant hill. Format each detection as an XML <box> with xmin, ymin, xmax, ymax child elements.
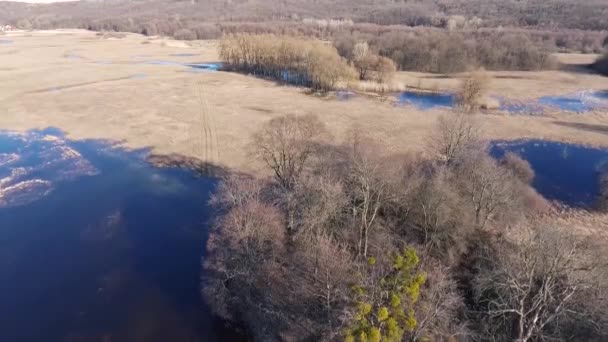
<box><xmin>1</xmin><ymin>0</ymin><xmax>607</xmax><ymax>31</ymax></box>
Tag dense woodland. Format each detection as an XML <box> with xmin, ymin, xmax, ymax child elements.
<box><xmin>2</xmin><ymin>0</ymin><xmax>608</xmax><ymax>73</ymax></box>
<box><xmin>1</xmin><ymin>0</ymin><xmax>607</xmax><ymax>58</ymax></box>
<box><xmin>202</xmin><ymin>109</ymin><xmax>608</xmax><ymax>341</ymax></box>
<box><xmin>2</xmin><ymin>0</ymin><xmax>608</xmax><ymax>31</ymax></box>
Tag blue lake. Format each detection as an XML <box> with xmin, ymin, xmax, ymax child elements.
<box><xmin>396</xmin><ymin>90</ymin><xmax>608</xmax><ymax>114</ymax></box>
<box><xmin>539</xmin><ymin>91</ymin><xmax>608</xmax><ymax>113</ymax></box>
<box><xmin>141</xmin><ymin>60</ymin><xmax>223</xmax><ymax>72</ymax></box>
<box><xmin>491</xmin><ymin>140</ymin><xmax>608</xmax><ymax>207</ymax></box>
<box><xmin>0</xmin><ymin>129</ymin><xmax>243</xmax><ymax>341</ymax></box>
<box><xmin>185</xmin><ymin>63</ymin><xmax>223</xmax><ymax>72</ymax></box>
<box><xmin>398</xmin><ymin>91</ymin><xmax>455</xmax><ymax>110</ymax></box>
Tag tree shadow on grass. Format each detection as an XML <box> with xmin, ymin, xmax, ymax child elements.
<box><xmin>147</xmin><ymin>153</ymin><xmax>230</xmax><ymax>178</ymax></box>
<box><xmin>552</xmin><ymin>121</ymin><xmax>608</xmax><ymax>136</ymax></box>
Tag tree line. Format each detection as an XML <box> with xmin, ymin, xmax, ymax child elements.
<box><xmin>2</xmin><ymin>0</ymin><xmax>608</xmax><ymax>33</ymax></box>
<box><xmin>335</xmin><ymin>29</ymin><xmax>560</xmax><ymax>73</ymax></box>
<box><xmin>219</xmin><ymin>34</ymin><xmax>356</xmax><ymax>92</ymax></box>
<box><xmin>202</xmin><ymin>111</ymin><xmax>608</xmax><ymax>341</ymax></box>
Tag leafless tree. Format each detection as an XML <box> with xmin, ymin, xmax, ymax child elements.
<box><xmin>429</xmin><ymin>113</ymin><xmax>482</xmax><ymax>166</ymax></box>
<box><xmin>291</xmin><ymin>234</ymin><xmax>355</xmax><ymax>338</ymax></box>
<box><xmin>291</xmin><ymin>173</ymin><xmax>349</xmax><ymax>241</ymax></box>
<box><xmin>344</xmin><ymin>132</ymin><xmax>392</xmax><ymax>258</ymax></box>
<box><xmin>253</xmin><ymin>114</ymin><xmax>328</xmax><ymax>190</ymax></box>
<box><xmin>203</xmin><ymin>176</ymin><xmax>288</xmax><ymax>339</ymax></box>
<box><xmin>410</xmin><ymin>166</ymin><xmax>471</xmax><ymax>261</ymax></box>
<box><xmin>499</xmin><ymin>152</ymin><xmax>535</xmax><ymax>185</ymax></box>
<box><xmin>455</xmin><ymin>69</ymin><xmax>489</xmax><ymax>113</ymax></box>
<box><xmin>473</xmin><ymin>224</ymin><xmax>608</xmax><ymax>342</ymax></box>
<box><xmin>450</xmin><ymin>146</ymin><xmax>527</xmax><ymax>231</ymax></box>
<box><xmin>412</xmin><ymin>259</ymin><xmax>470</xmax><ymax>341</ymax></box>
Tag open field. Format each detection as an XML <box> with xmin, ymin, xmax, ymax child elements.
<box><xmin>1</xmin><ymin>30</ymin><xmax>607</xmax><ymax>174</ymax></box>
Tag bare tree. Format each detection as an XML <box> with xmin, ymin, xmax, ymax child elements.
<box><xmin>412</xmin><ymin>260</ymin><xmax>469</xmax><ymax>341</ymax></box>
<box><xmin>455</xmin><ymin>151</ymin><xmax>521</xmax><ymax>230</ymax></box>
<box><xmin>291</xmin><ymin>173</ymin><xmax>348</xmax><ymax>241</ymax></box>
<box><xmin>292</xmin><ymin>234</ymin><xmax>355</xmax><ymax>338</ymax></box>
<box><xmin>429</xmin><ymin>113</ymin><xmax>481</xmax><ymax>166</ymax></box>
<box><xmin>371</xmin><ymin>55</ymin><xmax>397</xmax><ymax>84</ymax></box>
<box><xmin>474</xmin><ymin>224</ymin><xmax>608</xmax><ymax>342</ymax></box>
<box><xmin>253</xmin><ymin>114</ymin><xmax>328</xmax><ymax>189</ymax></box>
<box><xmin>203</xmin><ymin>176</ymin><xmax>289</xmax><ymax>340</ymax></box>
<box><xmin>499</xmin><ymin>152</ymin><xmax>534</xmax><ymax>185</ymax></box>
<box><xmin>455</xmin><ymin>69</ymin><xmax>490</xmax><ymax>113</ymax></box>
<box><xmin>352</xmin><ymin>41</ymin><xmax>373</xmax><ymax>80</ymax></box>
<box><xmin>410</xmin><ymin>166</ymin><xmax>471</xmax><ymax>260</ymax></box>
<box><xmin>344</xmin><ymin>132</ymin><xmax>391</xmax><ymax>258</ymax></box>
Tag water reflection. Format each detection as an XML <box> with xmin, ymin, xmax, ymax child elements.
<box><xmin>0</xmin><ymin>129</ymin><xmax>243</xmax><ymax>341</ymax></box>
<box><xmin>491</xmin><ymin>140</ymin><xmax>608</xmax><ymax>207</ymax></box>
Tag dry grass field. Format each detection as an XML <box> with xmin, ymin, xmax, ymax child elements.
<box><xmin>1</xmin><ymin>29</ymin><xmax>607</xmax><ymax>173</ymax></box>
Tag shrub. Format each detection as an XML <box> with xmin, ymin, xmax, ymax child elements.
<box><xmin>499</xmin><ymin>152</ymin><xmax>534</xmax><ymax>184</ymax></box>
<box><xmin>455</xmin><ymin>69</ymin><xmax>490</xmax><ymax>113</ymax></box>
<box><xmin>173</xmin><ymin>28</ymin><xmax>196</xmax><ymax>41</ymax></box>
<box><xmin>192</xmin><ymin>24</ymin><xmax>222</xmax><ymax>40</ymax></box>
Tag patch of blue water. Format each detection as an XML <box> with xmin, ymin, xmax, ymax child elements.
<box><xmin>596</xmin><ymin>90</ymin><xmax>608</xmax><ymax>100</ymax></box>
<box><xmin>398</xmin><ymin>91</ymin><xmax>455</xmax><ymax>110</ymax></box>
<box><xmin>491</xmin><ymin>140</ymin><xmax>608</xmax><ymax>207</ymax></box>
<box><xmin>0</xmin><ymin>129</ymin><xmax>243</xmax><ymax>341</ymax></box>
<box><xmin>185</xmin><ymin>62</ymin><xmax>223</xmax><ymax>72</ymax></box>
<box><xmin>170</xmin><ymin>53</ymin><xmax>200</xmax><ymax>57</ymax></box>
<box><xmin>0</xmin><ymin>39</ymin><xmax>12</xmax><ymax>44</ymax></box>
<box><xmin>138</xmin><ymin>60</ymin><xmax>222</xmax><ymax>72</ymax></box>
<box><xmin>539</xmin><ymin>91</ymin><xmax>608</xmax><ymax>113</ymax></box>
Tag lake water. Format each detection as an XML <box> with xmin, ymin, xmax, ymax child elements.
<box><xmin>538</xmin><ymin>90</ymin><xmax>608</xmax><ymax>113</ymax></box>
<box><xmin>140</xmin><ymin>60</ymin><xmax>223</xmax><ymax>72</ymax></box>
<box><xmin>0</xmin><ymin>129</ymin><xmax>243</xmax><ymax>341</ymax></box>
<box><xmin>398</xmin><ymin>91</ymin><xmax>455</xmax><ymax>110</ymax></box>
<box><xmin>491</xmin><ymin>140</ymin><xmax>608</xmax><ymax>207</ymax></box>
<box><xmin>396</xmin><ymin>90</ymin><xmax>608</xmax><ymax>114</ymax></box>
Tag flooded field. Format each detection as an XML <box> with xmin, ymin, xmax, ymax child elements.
<box><xmin>398</xmin><ymin>90</ymin><xmax>608</xmax><ymax>114</ymax></box>
<box><xmin>398</xmin><ymin>91</ymin><xmax>455</xmax><ymax>110</ymax></box>
<box><xmin>539</xmin><ymin>90</ymin><xmax>608</xmax><ymax>113</ymax></box>
<box><xmin>491</xmin><ymin>140</ymin><xmax>608</xmax><ymax>207</ymax></box>
<box><xmin>0</xmin><ymin>129</ymin><xmax>242</xmax><ymax>341</ymax></box>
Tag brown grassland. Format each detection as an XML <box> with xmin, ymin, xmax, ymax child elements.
<box><xmin>1</xmin><ymin>29</ymin><xmax>607</xmax><ymax>176</ymax></box>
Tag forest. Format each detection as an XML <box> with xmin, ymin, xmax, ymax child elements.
<box><xmin>202</xmin><ymin>111</ymin><xmax>608</xmax><ymax>341</ymax></box>
<box><xmin>2</xmin><ymin>0</ymin><xmax>607</xmax><ymax>74</ymax></box>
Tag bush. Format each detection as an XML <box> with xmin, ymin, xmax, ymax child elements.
<box><xmin>192</xmin><ymin>24</ymin><xmax>222</xmax><ymax>40</ymax></box>
<box><xmin>455</xmin><ymin>69</ymin><xmax>489</xmax><ymax>113</ymax></box>
<box><xmin>173</xmin><ymin>28</ymin><xmax>196</xmax><ymax>41</ymax></box>
<box><xmin>499</xmin><ymin>152</ymin><xmax>535</xmax><ymax>184</ymax></box>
